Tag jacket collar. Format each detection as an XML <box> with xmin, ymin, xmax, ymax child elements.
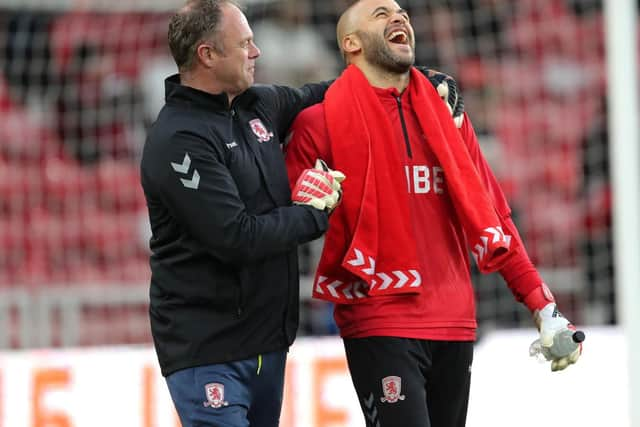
<box><xmin>164</xmin><ymin>74</ymin><xmax>257</xmax><ymax>111</ymax></box>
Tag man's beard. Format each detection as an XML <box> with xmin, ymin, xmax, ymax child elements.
<box><xmin>357</xmin><ymin>30</ymin><xmax>414</xmax><ymax>74</ymax></box>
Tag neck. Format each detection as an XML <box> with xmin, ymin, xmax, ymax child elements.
<box><xmin>354</xmin><ymin>60</ymin><xmax>410</xmax><ymax>92</ymax></box>
<box><xmin>180</xmin><ymin>69</ymin><xmax>237</xmax><ymax>105</ymax></box>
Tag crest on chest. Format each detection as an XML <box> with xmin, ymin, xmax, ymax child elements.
<box><xmin>249</xmin><ymin>118</ymin><xmax>274</xmax><ymax>143</ymax></box>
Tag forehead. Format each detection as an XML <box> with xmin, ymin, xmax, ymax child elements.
<box><xmin>356</xmin><ymin>0</ymin><xmax>403</xmax><ymax>16</ymax></box>
<box><xmin>220</xmin><ymin>3</ymin><xmax>252</xmax><ymax>37</ymax></box>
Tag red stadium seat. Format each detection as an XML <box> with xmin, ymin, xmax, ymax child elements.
<box><xmin>42</xmin><ymin>156</ymin><xmax>99</xmax><ymax>213</ymax></box>
<box><xmin>0</xmin><ymin>159</ymin><xmax>45</xmax><ymax>215</ymax></box>
<box><xmin>0</xmin><ymin>216</ymin><xmax>28</xmax><ymax>286</ymax></box>
<box><xmin>96</xmin><ymin>159</ymin><xmax>146</xmax><ymax>212</ymax></box>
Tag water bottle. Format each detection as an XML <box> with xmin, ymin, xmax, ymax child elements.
<box><xmin>530</xmin><ymin>330</ymin><xmax>585</xmax><ymax>360</ymax></box>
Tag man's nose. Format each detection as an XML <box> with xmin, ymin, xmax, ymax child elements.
<box><xmin>390</xmin><ymin>11</ymin><xmax>408</xmax><ymax>24</ymax></box>
<box><xmin>250</xmin><ymin>41</ymin><xmax>261</xmax><ymax>59</ymax></box>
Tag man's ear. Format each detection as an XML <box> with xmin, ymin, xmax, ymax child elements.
<box><xmin>342</xmin><ymin>34</ymin><xmax>361</xmax><ymax>56</ymax></box>
<box><xmin>196</xmin><ymin>43</ymin><xmax>219</xmax><ymax>69</ymax></box>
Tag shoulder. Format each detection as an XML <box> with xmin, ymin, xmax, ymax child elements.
<box><xmin>144</xmin><ymin>115</ymin><xmax>217</xmax><ymax>165</ymax></box>
<box><xmin>248</xmin><ymin>84</ymin><xmax>289</xmax><ymax>104</ymax></box>
<box><xmin>292</xmin><ymin>103</ymin><xmax>326</xmax><ymax>128</ymax></box>
<box><xmin>288</xmin><ymin>103</ymin><xmax>327</xmax><ymax>145</ymax></box>
<box><xmin>286</xmin><ymin>103</ymin><xmax>329</xmax><ymax>159</ymax></box>
<box><xmin>248</xmin><ymin>84</ymin><xmax>275</xmax><ymax>98</ymax></box>
<box><xmin>245</xmin><ymin>84</ymin><xmax>287</xmax><ymax>113</ymax></box>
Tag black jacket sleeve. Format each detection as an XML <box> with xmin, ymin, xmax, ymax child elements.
<box><xmin>257</xmin><ymin>82</ymin><xmax>332</xmax><ymax>136</ymax></box>
<box><xmin>143</xmin><ymin>130</ymin><xmax>328</xmax><ymax>266</ymax></box>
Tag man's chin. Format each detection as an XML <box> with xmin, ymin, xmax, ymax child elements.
<box><xmin>390</xmin><ymin>52</ymin><xmax>414</xmax><ymax>71</ymax></box>
<box><xmin>386</xmin><ymin>59</ymin><xmax>414</xmax><ymax>74</ymax></box>
<box><xmin>240</xmin><ymin>78</ymin><xmax>253</xmax><ymax>91</ymax></box>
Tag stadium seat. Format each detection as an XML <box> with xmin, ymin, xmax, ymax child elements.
<box><xmin>96</xmin><ymin>159</ymin><xmax>146</xmax><ymax>212</ymax></box>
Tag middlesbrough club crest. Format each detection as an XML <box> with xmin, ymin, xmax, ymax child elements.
<box><xmin>380</xmin><ymin>376</ymin><xmax>406</xmax><ymax>403</ymax></box>
<box><xmin>203</xmin><ymin>383</ymin><xmax>229</xmax><ymax>408</ymax></box>
<box><xmin>249</xmin><ymin>118</ymin><xmax>274</xmax><ymax>143</ymax></box>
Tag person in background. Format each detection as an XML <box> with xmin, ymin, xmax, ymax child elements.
<box><xmin>285</xmin><ymin>1</ymin><xmax>583</xmax><ymax>426</ymax></box>
<box><xmin>252</xmin><ymin>0</ymin><xmax>340</xmax><ymax>86</ymax></box>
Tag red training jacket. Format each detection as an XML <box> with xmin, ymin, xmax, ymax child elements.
<box><xmin>285</xmin><ymin>84</ymin><xmax>542</xmax><ymax>341</ymax></box>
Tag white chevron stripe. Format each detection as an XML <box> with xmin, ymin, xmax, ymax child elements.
<box><xmin>326</xmin><ymin>280</ymin><xmax>343</xmax><ymax>298</ymax></box>
<box><xmin>497</xmin><ymin>226</ymin><xmax>512</xmax><ymax>246</ymax></box>
<box><xmin>342</xmin><ymin>285</ymin><xmax>353</xmax><ymax>299</ymax></box>
<box><xmin>485</xmin><ymin>226</ymin><xmax>503</xmax><ymax>243</ymax></box>
<box><xmin>480</xmin><ymin>235</ymin><xmax>489</xmax><ymax>250</ymax></box>
<box><xmin>180</xmin><ymin>169</ymin><xmax>200</xmax><ymax>190</ymax></box>
<box><xmin>353</xmin><ymin>281</ymin><xmax>366</xmax><ymax>298</ymax></box>
<box><xmin>376</xmin><ymin>272</ymin><xmax>393</xmax><ymax>290</ymax></box>
<box><xmin>474</xmin><ymin>234</ymin><xmax>489</xmax><ymax>261</ymax></box>
<box><xmin>409</xmin><ymin>270</ymin><xmax>422</xmax><ymax>287</ymax></box>
<box><xmin>363</xmin><ymin>256</ymin><xmax>376</xmax><ymax>275</ymax></box>
<box><xmin>364</xmin><ymin>393</ymin><xmax>375</xmax><ymax>408</ymax></box>
<box><xmin>393</xmin><ymin>271</ymin><xmax>408</xmax><ymax>288</ymax></box>
<box><xmin>315</xmin><ymin>276</ymin><xmax>327</xmax><ymax>294</ymax></box>
<box><xmin>347</xmin><ymin>248</ymin><xmax>365</xmax><ymax>266</ymax></box>
<box><xmin>171</xmin><ymin>153</ymin><xmax>191</xmax><ymax>174</ymax></box>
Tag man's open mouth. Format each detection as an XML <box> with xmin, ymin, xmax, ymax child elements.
<box><xmin>387</xmin><ymin>30</ymin><xmax>409</xmax><ymax>45</ymax></box>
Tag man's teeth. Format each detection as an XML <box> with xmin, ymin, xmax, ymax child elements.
<box><xmin>388</xmin><ymin>31</ymin><xmax>407</xmax><ymax>43</ymax></box>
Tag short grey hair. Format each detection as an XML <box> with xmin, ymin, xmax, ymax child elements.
<box><xmin>167</xmin><ymin>0</ymin><xmax>239</xmax><ymax>71</ymax></box>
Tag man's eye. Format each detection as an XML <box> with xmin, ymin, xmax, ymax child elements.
<box><xmin>376</xmin><ymin>11</ymin><xmax>387</xmax><ymax>18</ymax></box>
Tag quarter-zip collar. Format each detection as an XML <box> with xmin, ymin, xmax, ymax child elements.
<box><xmin>164</xmin><ymin>74</ymin><xmax>257</xmax><ymax>112</ymax></box>
<box><xmin>371</xmin><ymin>84</ymin><xmax>410</xmax><ymax>106</ymax></box>
<box><xmin>371</xmin><ymin>85</ymin><xmax>414</xmax><ymax>158</ymax></box>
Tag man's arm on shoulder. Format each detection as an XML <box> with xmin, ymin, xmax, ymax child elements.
<box><xmin>415</xmin><ymin>66</ymin><xmax>465</xmax><ymax>128</ymax></box>
<box><xmin>142</xmin><ymin>131</ymin><xmax>328</xmax><ymax>265</ymax></box>
<box><xmin>284</xmin><ymin>103</ymin><xmax>331</xmax><ymax>190</ymax></box>
<box><xmin>256</xmin><ymin>81</ymin><xmax>332</xmax><ymax>136</ymax></box>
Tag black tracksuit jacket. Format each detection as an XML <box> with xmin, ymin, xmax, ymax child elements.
<box><xmin>140</xmin><ymin>75</ymin><xmax>329</xmax><ymax>376</ymax></box>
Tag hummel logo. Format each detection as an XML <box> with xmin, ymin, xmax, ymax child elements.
<box><xmin>226</xmin><ymin>141</ymin><xmax>238</xmax><ymax>149</ymax></box>
<box><xmin>171</xmin><ymin>153</ymin><xmax>200</xmax><ymax>190</ymax></box>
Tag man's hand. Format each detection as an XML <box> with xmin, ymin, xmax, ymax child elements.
<box><xmin>529</xmin><ymin>303</ymin><xmax>584</xmax><ymax>371</ymax></box>
<box><xmin>292</xmin><ymin>159</ymin><xmax>345</xmax><ymax>212</ymax></box>
<box><xmin>417</xmin><ymin>67</ymin><xmax>465</xmax><ymax>128</ymax></box>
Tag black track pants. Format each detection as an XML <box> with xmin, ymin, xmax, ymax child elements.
<box><xmin>343</xmin><ymin>336</ymin><xmax>474</xmax><ymax>427</ymax></box>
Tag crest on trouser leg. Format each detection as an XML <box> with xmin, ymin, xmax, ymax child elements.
<box><xmin>203</xmin><ymin>382</ymin><xmax>229</xmax><ymax>408</ymax></box>
<box><xmin>380</xmin><ymin>376</ymin><xmax>405</xmax><ymax>403</ymax></box>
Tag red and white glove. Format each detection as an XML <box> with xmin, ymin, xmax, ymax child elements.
<box><xmin>292</xmin><ymin>159</ymin><xmax>346</xmax><ymax>212</ymax></box>
<box><xmin>526</xmin><ymin>284</ymin><xmax>584</xmax><ymax>371</ymax></box>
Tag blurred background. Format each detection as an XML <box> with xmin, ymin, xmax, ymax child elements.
<box><xmin>0</xmin><ymin>0</ymin><xmax>636</xmax><ymax>426</ymax></box>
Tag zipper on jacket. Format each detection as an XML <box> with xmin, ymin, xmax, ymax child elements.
<box><xmin>235</xmin><ymin>271</ymin><xmax>247</xmax><ymax>319</ymax></box>
<box><xmin>237</xmin><ymin>268</ymin><xmax>244</xmax><ymax>318</ymax></box>
<box><xmin>236</xmin><ymin>280</ymin><xmax>244</xmax><ymax>318</ymax></box>
<box><xmin>229</xmin><ymin>106</ymin><xmax>244</xmax><ymax>319</ymax></box>
<box><xmin>395</xmin><ymin>96</ymin><xmax>412</xmax><ymax>158</ymax></box>
<box><xmin>229</xmin><ymin>109</ymin><xmax>236</xmax><ymax>143</ymax></box>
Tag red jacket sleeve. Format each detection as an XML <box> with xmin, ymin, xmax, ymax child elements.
<box><xmin>459</xmin><ymin>113</ymin><xmax>546</xmax><ymax>310</ymax></box>
<box><xmin>284</xmin><ymin>103</ymin><xmax>332</xmax><ymax>189</ymax></box>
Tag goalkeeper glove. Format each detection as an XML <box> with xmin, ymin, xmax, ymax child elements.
<box><xmin>292</xmin><ymin>159</ymin><xmax>346</xmax><ymax>212</ymax></box>
<box><xmin>417</xmin><ymin>67</ymin><xmax>465</xmax><ymax>128</ymax></box>
<box><xmin>526</xmin><ymin>285</ymin><xmax>584</xmax><ymax>371</ymax></box>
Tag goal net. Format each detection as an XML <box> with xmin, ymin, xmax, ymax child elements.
<box><xmin>0</xmin><ymin>0</ymin><xmax>612</xmax><ymax>349</ymax></box>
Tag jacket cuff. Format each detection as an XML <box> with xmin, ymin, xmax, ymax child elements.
<box><xmin>302</xmin><ymin>205</ymin><xmax>329</xmax><ymax>239</ymax></box>
<box><xmin>522</xmin><ymin>282</ymin><xmax>556</xmax><ymax>312</ymax></box>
